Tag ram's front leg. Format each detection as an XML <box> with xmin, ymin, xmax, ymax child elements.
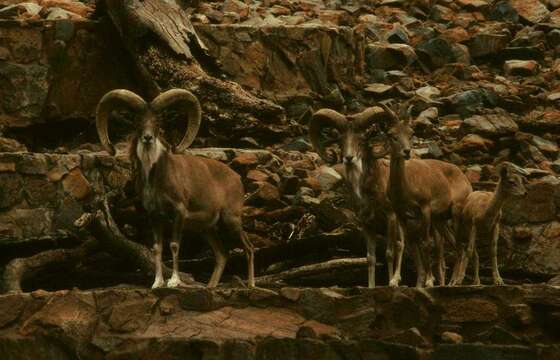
<box><xmin>167</xmin><ymin>214</ymin><xmax>187</xmax><ymax>288</ymax></box>
<box><xmin>151</xmin><ymin>222</ymin><xmax>165</xmax><ymax>289</ymax></box>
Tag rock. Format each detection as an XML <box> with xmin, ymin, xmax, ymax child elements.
<box><xmin>431</xmin><ymin>5</ymin><xmax>455</xmax><ymax>22</ymax></box>
<box><xmin>0</xmin><ymin>62</ymin><xmax>49</xmax><ymax>128</ymax></box>
<box><xmin>441</xmin><ymin>331</ymin><xmax>463</xmax><ymax>344</ymax></box>
<box><xmin>442</xmin><ymin>298</ymin><xmax>499</xmax><ymax>323</ymax></box>
<box><xmin>465</xmin><ymin>165</ymin><xmax>483</xmax><ymax>182</ymax></box>
<box><xmin>468</xmin><ymin>32</ymin><xmax>510</xmax><ymax>58</ymax></box>
<box><xmin>416</xmin><ymin>37</ymin><xmax>468</xmax><ymax>70</ymax></box>
<box><xmin>501</xmin><ymin>46</ymin><xmax>544</xmax><ymax>61</ymax></box>
<box><xmin>0</xmin><ymin>137</ymin><xmax>26</xmax><ymax>152</ymax></box>
<box><xmin>62</xmin><ymin>168</ymin><xmax>91</xmax><ymax>201</ymax></box>
<box><xmin>434</xmin><ymin>344</ymin><xmax>538</xmax><ymax>359</ymax></box>
<box><xmin>0</xmin><ymin>173</ymin><xmax>22</xmax><ymax>209</ymax></box>
<box><xmin>509</xmin><ymin>0</ymin><xmax>550</xmax><ymax>24</ymax></box>
<box><xmin>488</xmin><ymin>1</ymin><xmax>519</xmax><ymax>22</ymax></box>
<box><xmin>388</xmin><ymin>327</ymin><xmax>430</xmax><ymax>348</ymax></box>
<box><xmin>0</xmin><ymin>2</ymin><xmax>42</xmax><ymax>19</ymax></box>
<box><xmin>246</xmin><ymin>181</ymin><xmax>282</xmax><ymax>208</ymax></box>
<box><xmin>531</xmin><ymin>136</ymin><xmax>558</xmax><ymax>155</ymax></box>
<box><xmin>503</xmin><ymin>176</ymin><xmax>559</xmax><ymax>223</ymax></box>
<box><xmin>520</xmin><ymin>110</ymin><xmax>560</xmax><ymax>132</ymax></box>
<box><xmin>504</xmin><ymin>60</ymin><xmax>539</xmax><ymax>76</ymax></box>
<box><xmin>222</xmin><ymin>0</ymin><xmax>249</xmax><ymax>19</ymax></box>
<box><xmin>364</xmin><ymin>83</ymin><xmax>395</xmax><ymax>97</ymax></box>
<box><xmin>44</xmin><ymin>7</ymin><xmax>85</xmax><ymax>21</ymax></box>
<box><xmin>456</xmin><ymin>134</ymin><xmax>495</xmax><ymax>152</ymax></box>
<box><xmin>386</xmin><ymin>25</ymin><xmax>409</xmax><ymax>44</ymax></box>
<box><xmin>365</xmin><ymin>43</ymin><xmax>417</xmax><ymax>71</ymax></box>
<box><xmin>246</xmin><ymin>169</ymin><xmax>270</xmax><ymax>183</ymax></box>
<box><xmin>551</xmin><ymin>9</ymin><xmax>560</xmax><ymax>26</ymax></box>
<box><xmin>462</xmin><ymin>114</ymin><xmax>519</xmax><ymax>136</ymax></box>
<box><xmin>415</xmin><ymin>106</ymin><xmax>438</xmax><ymax>126</ymax></box>
<box><xmin>446</xmin><ymin>89</ymin><xmax>498</xmax><ymax>118</ymax></box>
<box><xmin>508</xmin><ymin>304</ymin><xmax>534</xmax><ymax>328</ymax></box>
<box><xmin>314</xmin><ymin>165</ymin><xmax>342</xmax><ymax>191</ymax></box>
<box><xmin>548</xmin><ymin>274</ymin><xmax>560</xmax><ymax>286</ymax></box>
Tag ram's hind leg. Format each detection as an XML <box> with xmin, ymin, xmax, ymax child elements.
<box><xmin>223</xmin><ymin>214</ymin><xmax>254</xmax><ymax>288</ymax></box>
<box><xmin>204</xmin><ymin>230</ymin><xmax>228</xmax><ymax>288</ymax></box>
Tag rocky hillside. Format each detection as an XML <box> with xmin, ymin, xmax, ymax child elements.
<box><xmin>0</xmin><ymin>0</ymin><xmax>559</xmax><ymax>357</ymax></box>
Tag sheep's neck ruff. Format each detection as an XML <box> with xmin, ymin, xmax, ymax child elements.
<box><xmin>137</xmin><ymin>138</ymin><xmax>166</xmax><ymax>181</ymax></box>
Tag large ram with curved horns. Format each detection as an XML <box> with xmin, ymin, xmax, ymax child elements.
<box><xmin>309</xmin><ymin>106</ymin><xmax>403</xmax><ymax>288</ymax></box>
<box><xmin>96</xmin><ymin>88</ymin><xmax>255</xmax><ymax>289</ymax></box>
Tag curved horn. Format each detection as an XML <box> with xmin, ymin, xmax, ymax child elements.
<box><xmin>309</xmin><ymin>109</ymin><xmax>347</xmax><ymax>163</ymax></box>
<box><xmin>151</xmin><ymin>89</ymin><xmax>202</xmax><ymax>154</ymax></box>
<box><xmin>96</xmin><ymin>89</ymin><xmax>147</xmax><ymax>156</ymax></box>
<box><xmin>349</xmin><ymin>106</ymin><xmax>384</xmax><ymax>130</ymax></box>
<box><xmin>378</xmin><ymin>102</ymin><xmax>400</xmax><ymax>126</ymax></box>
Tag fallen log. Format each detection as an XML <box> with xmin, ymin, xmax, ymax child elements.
<box><xmin>2</xmin><ymin>239</ymin><xmax>99</xmax><ymax>293</ymax></box>
<box><xmin>255</xmin><ymin>258</ymin><xmax>368</xmax><ymax>286</ymax></box>
<box><xmin>78</xmin><ymin>197</ymin><xmax>200</xmax><ymax>287</ymax></box>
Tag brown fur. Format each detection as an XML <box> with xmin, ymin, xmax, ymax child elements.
<box><xmin>450</xmin><ymin>164</ymin><xmax>526</xmax><ymax>286</ymax></box>
<box><xmin>381</xmin><ymin>104</ymin><xmax>473</xmax><ymax>288</ymax></box>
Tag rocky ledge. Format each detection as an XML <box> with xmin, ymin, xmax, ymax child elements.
<box><xmin>0</xmin><ymin>285</ymin><xmax>559</xmax><ymax>359</ymax></box>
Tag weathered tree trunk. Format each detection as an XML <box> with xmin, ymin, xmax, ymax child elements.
<box><xmin>103</xmin><ymin>0</ymin><xmax>284</xmax><ymax>134</ymax></box>
<box><xmin>78</xmin><ymin>197</ymin><xmax>199</xmax><ymax>286</ymax></box>
<box><xmin>3</xmin><ymin>239</ymin><xmax>99</xmax><ymax>293</ymax></box>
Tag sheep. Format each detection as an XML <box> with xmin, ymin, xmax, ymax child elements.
<box><xmin>95</xmin><ymin>88</ymin><xmax>255</xmax><ymax>289</ymax></box>
<box><xmin>379</xmin><ymin>103</ymin><xmax>473</xmax><ymax>287</ymax></box>
<box><xmin>449</xmin><ymin>163</ymin><xmax>527</xmax><ymax>286</ymax></box>
<box><xmin>309</xmin><ymin>106</ymin><xmax>402</xmax><ymax>287</ymax></box>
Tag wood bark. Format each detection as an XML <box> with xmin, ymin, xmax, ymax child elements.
<box><xmin>78</xmin><ymin>197</ymin><xmax>200</xmax><ymax>286</ymax></box>
<box><xmin>103</xmin><ymin>0</ymin><xmax>283</xmax><ymax>121</ymax></box>
<box><xmin>3</xmin><ymin>240</ymin><xmax>99</xmax><ymax>293</ymax></box>
<box><xmin>255</xmin><ymin>258</ymin><xmax>368</xmax><ymax>286</ymax></box>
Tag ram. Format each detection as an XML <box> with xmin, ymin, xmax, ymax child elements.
<box><xmin>95</xmin><ymin>89</ymin><xmax>255</xmax><ymax>289</ymax></box>
<box><xmin>309</xmin><ymin>107</ymin><xmax>402</xmax><ymax>288</ymax></box>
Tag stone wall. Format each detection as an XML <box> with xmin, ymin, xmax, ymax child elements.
<box><xmin>0</xmin><ymin>286</ymin><xmax>558</xmax><ymax>359</ymax></box>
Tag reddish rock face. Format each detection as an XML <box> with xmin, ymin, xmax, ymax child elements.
<box><xmin>0</xmin><ymin>286</ymin><xmax>558</xmax><ymax>358</ymax></box>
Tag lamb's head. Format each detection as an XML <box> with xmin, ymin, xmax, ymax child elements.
<box><xmin>309</xmin><ymin>107</ymin><xmax>385</xmax><ymax>170</ymax></box>
<box><xmin>96</xmin><ymin>89</ymin><xmax>202</xmax><ymax>175</ymax></box>
<box><xmin>379</xmin><ymin>103</ymin><xmax>413</xmax><ymax>160</ymax></box>
<box><xmin>498</xmin><ymin>163</ymin><xmax>528</xmax><ymax>197</ymax></box>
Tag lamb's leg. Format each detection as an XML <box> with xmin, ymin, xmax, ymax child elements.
<box><xmin>364</xmin><ymin>228</ymin><xmax>376</xmax><ymax>288</ymax></box>
<box><xmin>491</xmin><ymin>223</ymin><xmax>504</xmax><ymax>286</ymax></box>
<box><xmin>456</xmin><ymin>223</ymin><xmax>476</xmax><ymax>285</ymax></box>
<box><xmin>386</xmin><ymin>213</ymin><xmax>396</xmax><ymax>284</ymax></box>
<box><xmin>206</xmin><ymin>232</ymin><xmax>228</xmax><ymax>288</ymax></box>
<box><xmin>151</xmin><ymin>222</ymin><xmax>165</xmax><ymax>289</ymax></box>
<box><xmin>434</xmin><ymin>221</ymin><xmax>452</xmax><ymax>286</ymax></box>
<box><xmin>473</xmin><ymin>248</ymin><xmax>481</xmax><ymax>285</ymax></box>
<box><xmin>420</xmin><ymin>207</ymin><xmax>435</xmax><ymax>288</ymax></box>
<box><xmin>389</xmin><ymin>220</ymin><xmax>405</xmax><ymax>287</ymax></box>
<box><xmin>433</xmin><ymin>227</ymin><xmax>445</xmax><ymax>286</ymax></box>
<box><xmin>449</xmin><ymin>221</ymin><xmax>466</xmax><ymax>286</ymax></box>
<box><xmin>167</xmin><ymin>215</ymin><xmax>187</xmax><ymax>288</ymax></box>
<box><xmin>242</xmin><ymin>232</ymin><xmax>255</xmax><ymax>288</ymax></box>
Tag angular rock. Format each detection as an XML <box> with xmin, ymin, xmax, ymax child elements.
<box><xmin>509</xmin><ymin>0</ymin><xmax>549</xmax><ymax>24</ymax></box>
<box><xmin>456</xmin><ymin>134</ymin><xmax>495</xmax><ymax>153</ymax></box>
<box><xmin>365</xmin><ymin>43</ymin><xmax>417</xmax><ymax>71</ymax></box>
<box><xmin>468</xmin><ymin>32</ymin><xmax>510</xmax><ymax>58</ymax></box>
<box><xmin>462</xmin><ymin>114</ymin><xmax>519</xmax><ymax>136</ymax></box>
<box><xmin>504</xmin><ymin>60</ymin><xmax>539</xmax><ymax>76</ymax></box>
